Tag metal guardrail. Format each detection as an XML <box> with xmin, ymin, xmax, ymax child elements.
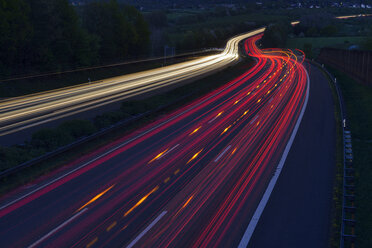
<box><xmin>0</xmin><ymin>92</ymin><xmax>195</xmax><ymax>179</ymax></box>
<box><xmin>0</xmin><ymin>35</ymin><xmax>250</xmax><ymax>180</ymax></box>
<box><xmin>0</xmin><ymin>49</ymin><xmax>221</xmax><ymax>83</ymax></box>
<box><xmin>311</xmin><ymin>60</ymin><xmax>356</xmax><ymax>248</ymax></box>
<box><xmin>0</xmin><ymin>114</ymin><xmax>146</xmax><ymax>179</ymax></box>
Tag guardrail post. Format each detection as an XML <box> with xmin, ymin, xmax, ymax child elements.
<box><xmin>308</xmin><ymin>60</ymin><xmax>356</xmax><ymax>248</ymax></box>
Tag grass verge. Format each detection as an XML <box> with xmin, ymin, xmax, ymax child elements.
<box><xmin>0</xmin><ymin>58</ymin><xmax>254</xmax><ymax>196</ymax></box>
<box><xmin>326</xmin><ymin>66</ymin><xmax>372</xmax><ymax>248</ymax></box>
<box><xmin>287</xmin><ymin>36</ymin><xmax>367</xmax><ymax>59</ymax></box>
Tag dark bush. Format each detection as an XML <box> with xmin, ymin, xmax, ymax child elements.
<box><xmin>121</xmin><ymin>101</ymin><xmax>152</xmax><ymax>115</ymax></box>
<box><xmin>93</xmin><ymin>111</ymin><xmax>129</xmax><ymax>129</ymax></box>
<box><xmin>31</xmin><ymin>128</ymin><xmax>73</xmax><ymax>151</ymax></box>
<box><xmin>261</xmin><ymin>21</ymin><xmax>292</xmax><ymax>48</ymax></box>
<box><xmin>59</xmin><ymin>119</ymin><xmax>96</xmax><ymax>139</ymax></box>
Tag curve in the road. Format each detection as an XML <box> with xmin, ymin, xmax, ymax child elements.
<box><xmin>0</xmin><ymin>29</ymin><xmax>265</xmax><ymax>137</ymax></box>
<box><xmin>0</xmin><ymin>34</ymin><xmax>309</xmax><ymax>248</ymax></box>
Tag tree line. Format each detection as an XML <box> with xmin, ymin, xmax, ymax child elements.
<box><xmin>0</xmin><ymin>0</ymin><xmax>150</xmax><ymax>78</ymax></box>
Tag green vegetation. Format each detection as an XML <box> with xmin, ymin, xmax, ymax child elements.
<box><xmin>285</xmin><ymin>15</ymin><xmax>372</xmax><ymax>58</ymax></box>
<box><xmin>261</xmin><ymin>21</ymin><xmax>292</xmax><ymax>48</ymax></box>
<box><xmin>0</xmin><ymin>58</ymin><xmax>254</xmax><ymax>194</ymax></box>
<box><xmin>3</xmin><ymin>3</ymin><xmax>371</xmax><ymax>97</ymax></box>
<box><xmin>0</xmin><ymin>52</ymin><xmax>202</xmax><ymax>98</ymax></box>
<box><xmin>0</xmin><ymin>119</ymin><xmax>97</xmax><ymax>172</ymax></box>
<box><xmin>287</xmin><ymin>36</ymin><xmax>367</xmax><ymax>58</ymax></box>
<box><xmin>326</xmin><ymin>66</ymin><xmax>372</xmax><ymax>248</ymax></box>
<box><xmin>0</xmin><ymin>0</ymin><xmax>150</xmax><ymax>79</ymax></box>
<box><xmin>164</xmin><ymin>10</ymin><xmax>289</xmax><ymax>51</ymax></box>
<box><xmin>82</xmin><ymin>2</ymin><xmax>150</xmax><ymax>63</ymax></box>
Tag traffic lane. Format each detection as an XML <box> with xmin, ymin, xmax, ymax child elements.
<box><xmin>0</xmin><ymin>57</ymin><xmax>272</xmax><ymax>247</ymax></box>
<box><xmin>248</xmin><ymin>62</ymin><xmax>335</xmax><ymax>248</ymax></box>
<box><xmin>0</xmin><ymin>52</ymin><xmax>270</xmax><ymax>231</ymax></box>
<box><xmin>0</xmin><ymin>28</ymin><xmax>262</xmax><ymax>138</ymax></box>
<box><xmin>0</xmin><ymin>50</ymin><xmax>236</xmax><ymax>113</ymax></box>
<box><xmin>0</xmin><ymin>53</ymin><xmax>270</xmax><ymax>146</ymax></box>
<box><xmin>23</xmin><ymin>90</ymin><xmax>273</xmax><ymax>247</ymax></box>
<box><xmin>111</xmin><ymin>59</ymin><xmax>308</xmax><ymax>246</ymax></box>
<box><xmin>0</xmin><ymin>35</ymin><xmax>294</xmax><ymax>247</ymax></box>
<box><xmin>41</xmin><ymin>60</ymin><xmax>284</xmax><ymax>248</ymax></box>
<box><xmin>1</xmin><ymin>56</ymin><xmax>284</xmax><ymax>248</ymax></box>
<box><xmin>0</xmin><ymin>55</ymin><xmax>237</xmax><ymax>138</ymax></box>
<box><xmin>121</xmin><ymin>65</ymin><xmax>307</xmax><ymax>248</ymax></box>
<box><xmin>0</xmin><ymin>28</ymin><xmax>266</xmax><ymax>145</ymax></box>
<box><xmin>63</xmin><ymin>75</ymin><xmax>305</xmax><ymax>248</ymax></box>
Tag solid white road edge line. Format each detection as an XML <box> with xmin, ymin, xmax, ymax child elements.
<box><xmin>28</xmin><ymin>208</ymin><xmax>88</xmax><ymax>248</ymax></box>
<box><xmin>237</xmin><ymin>67</ymin><xmax>310</xmax><ymax>248</ymax></box>
<box><xmin>126</xmin><ymin>211</ymin><xmax>167</xmax><ymax>248</ymax></box>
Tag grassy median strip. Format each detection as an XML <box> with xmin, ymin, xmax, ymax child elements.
<box><xmin>326</xmin><ymin>66</ymin><xmax>372</xmax><ymax>248</ymax></box>
<box><xmin>0</xmin><ymin>58</ymin><xmax>254</xmax><ymax>195</ymax></box>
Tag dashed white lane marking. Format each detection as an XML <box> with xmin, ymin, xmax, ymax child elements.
<box><xmin>126</xmin><ymin>211</ymin><xmax>167</xmax><ymax>248</ymax></box>
<box><xmin>237</xmin><ymin>68</ymin><xmax>310</xmax><ymax>248</ymax></box>
<box><xmin>159</xmin><ymin>144</ymin><xmax>180</xmax><ymax>159</ymax></box>
<box><xmin>28</xmin><ymin>208</ymin><xmax>88</xmax><ymax>248</ymax></box>
<box><xmin>214</xmin><ymin>145</ymin><xmax>232</xmax><ymax>162</ymax></box>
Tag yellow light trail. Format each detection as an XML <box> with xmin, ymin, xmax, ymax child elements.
<box><xmin>124</xmin><ymin>186</ymin><xmax>159</xmax><ymax>217</ymax></box>
<box><xmin>77</xmin><ymin>185</ymin><xmax>115</xmax><ymax>212</ymax></box>
<box><xmin>187</xmin><ymin>149</ymin><xmax>204</xmax><ymax>164</ymax></box>
<box><xmin>106</xmin><ymin>221</ymin><xmax>117</xmax><ymax>232</ymax></box>
<box><xmin>86</xmin><ymin>237</ymin><xmax>98</xmax><ymax>248</ymax></box>
<box><xmin>221</xmin><ymin>125</ymin><xmax>232</xmax><ymax>135</ymax></box>
<box><xmin>0</xmin><ymin>27</ymin><xmax>267</xmax><ymax>137</ymax></box>
<box><xmin>164</xmin><ymin>177</ymin><xmax>170</xmax><ymax>183</ymax></box>
<box><xmin>189</xmin><ymin>126</ymin><xmax>202</xmax><ymax>136</ymax></box>
<box><xmin>182</xmin><ymin>195</ymin><xmax>194</xmax><ymax>209</ymax></box>
<box><xmin>148</xmin><ymin>149</ymin><xmax>169</xmax><ymax>164</ymax></box>
<box><xmin>231</xmin><ymin>147</ymin><xmax>237</xmax><ymax>155</ymax></box>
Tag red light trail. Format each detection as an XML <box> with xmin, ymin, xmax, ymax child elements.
<box><xmin>0</xmin><ymin>34</ymin><xmax>308</xmax><ymax>248</ymax></box>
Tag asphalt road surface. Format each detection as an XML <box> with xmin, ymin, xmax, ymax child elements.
<box><xmin>0</xmin><ymin>35</ymin><xmax>316</xmax><ymax>248</ymax></box>
<box><xmin>0</xmin><ymin>28</ymin><xmax>266</xmax><ymax>143</ymax></box>
<box><xmin>248</xmin><ymin>62</ymin><xmax>335</xmax><ymax>248</ymax></box>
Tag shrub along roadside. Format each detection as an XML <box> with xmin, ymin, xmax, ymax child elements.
<box><xmin>326</xmin><ymin>66</ymin><xmax>372</xmax><ymax>248</ymax></box>
<box><xmin>0</xmin><ymin>58</ymin><xmax>254</xmax><ymax>195</ymax></box>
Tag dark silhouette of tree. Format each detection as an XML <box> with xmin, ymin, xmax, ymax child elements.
<box><xmin>0</xmin><ymin>0</ymin><xmax>150</xmax><ymax>77</ymax></box>
<box><xmin>83</xmin><ymin>0</ymin><xmax>149</xmax><ymax>62</ymax></box>
<box><xmin>123</xmin><ymin>5</ymin><xmax>150</xmax><ymax>55</ymax></box>
<box><xmin>261</xmin><ymin>22</ymin><xmax>292</xmax><ymax>48</ymax></box>
<box><xmin>0</xmin><ymin>0</ymin><xmax>32</xmax><ymax>75</ymax></box>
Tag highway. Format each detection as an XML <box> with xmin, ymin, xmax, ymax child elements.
<box><xmin>0</xmin><ymin>28</ymin><xmax>265</xmax><ymax>138</ymax></box>
<box><xmin>0</xmin><ymin>34</ymin><xmax>309</xmax><ymax>247</ymax></box>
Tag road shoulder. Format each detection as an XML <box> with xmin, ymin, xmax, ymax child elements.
<box><xmin>248</xmin><ymin>62</ymin><xmax>336</xmax><ymax>248</ymax></box>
